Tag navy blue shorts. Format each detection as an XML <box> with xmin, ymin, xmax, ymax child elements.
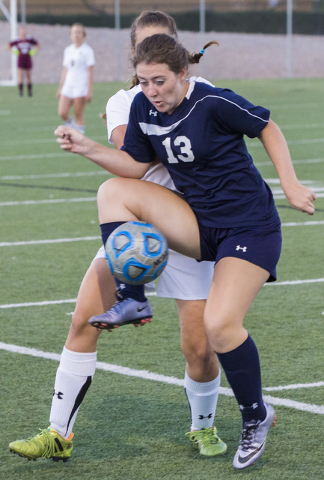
<box><xmin>198</xmin><ymin>218</ymin><xmax>282</xmax><ymax>282</ymax></box>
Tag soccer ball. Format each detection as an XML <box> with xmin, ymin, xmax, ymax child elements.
<box><xmin>105</xmin><ymin>221</ymin><xmax>168</xmax><ymax>285</ymax></box>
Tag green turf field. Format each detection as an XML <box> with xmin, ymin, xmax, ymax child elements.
<box><xmin>1</xmin><ymin>79</ymin><xmax>324</xmax><ymax>479</ymax></box>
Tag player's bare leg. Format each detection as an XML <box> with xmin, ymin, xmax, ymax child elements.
<box><xmin>58</xmin><ymin>95</ymin><xmax>73</xmax><ymax>123</ymax></box>
<box><xmin>177</xmin><ymin>299</ymin><xmax>218</xmax><ymax>383</ymax></box>
<box><xmin>65</xmin><ymin>258</ymin><xmax>117</xmax><ymax>352</ymax></box>
<box><xmin>73</xmin><ymin>96</ymin><xmax>86</xmax><ymax>133</ymax></box>
<box><xmin>97</xmin><ymin>177</ymin><xmax>201</xmax><ymax>259</ymax></box>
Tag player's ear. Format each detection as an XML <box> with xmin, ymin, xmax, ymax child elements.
<box><xmin>179</xmin><ymin>67</ymin><xmax>188</xmax><ymax>83</ymax></box>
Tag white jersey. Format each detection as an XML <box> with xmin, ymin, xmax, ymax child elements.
<box><xmin>102</xmin><ymin>76</ymin><xmax>215</xmax><ymax>301</ymax></box>
<box><xmin>61</xmin><ymin>43</ymin><xmax>95</xmax><ymax>98</ymax></box>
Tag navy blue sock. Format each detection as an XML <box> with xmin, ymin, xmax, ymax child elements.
<box><xmin>216</xmin><ymin>336</ymin><xmax>266</xmax><ymax>425</ymax></box>
<box><xmin>100</xmin><ymin>222</ymin><xmax>146</xmax><ymax>303</ymax></box>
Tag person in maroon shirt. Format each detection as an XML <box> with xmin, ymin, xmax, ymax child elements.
<box><xmin>7</xmin><ymin>25</ymin><xmax>41</xmax><ymax>97</ymax></box>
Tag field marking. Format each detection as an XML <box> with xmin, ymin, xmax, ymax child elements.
<box><xmin>2</xmin><ymin>136</ymin><xmax>107</xmax><ymax>146</ymax></box>
<box><xmin>0</xmin><ymin>153</ymin><xmax>71</xmax><ymax>161</ymax></box>
<box><xmin>0</xmin><ymin>342</ymin><xmax>323</xmax><ymax>414</ymax></box>
<box><xmin>0</xmin><ymin>171</ymin><xmax>109</xmax><ymax>181</ymax></box>
<box><xmin>264</xmin><ymin>382</ymin><xmax>324</xmax><ymax>391</ymax></box>
<box><xmin>0</xmin><ymin>197</ymin><xmax>96</xmax><ymax>206</ymax></box>
<box><xmin>248</xmin><ymin>138</ymin><xmax>324</xmax><ymax>148</ymax></box>
<box><xmin>256</xmin><ymin>158</ymin><xmax>324</xmax><ymax>167</ymax></box>
<box><xmin>2</xmin><ymin>218</ymin><xmax>324</xmax><ymax>247</ymax></box>
<box><xmin>0</xmin><ymin>236</ymin><xmax>101</xmax><ymax>247</ymax></box>
<box><xmin>0</xmin><ymin>292</ymin><xmax>157</xmax><ymax>309</ymax></box>
<box><xmin>0</xmin><ymin>276</ymin><xmax>322</xmax><ymax>310</ymax></box>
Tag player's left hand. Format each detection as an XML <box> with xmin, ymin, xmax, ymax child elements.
<box><xmin>283</xmin><ymin>180</ymin><xmax>317</xmax><ymax>215</ymax></box>
<box><xmin>85</xmin><ymin>93</ymin><xmax>92</xmax><ymax>103</ymax></box>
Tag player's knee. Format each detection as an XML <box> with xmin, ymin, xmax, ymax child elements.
<box><xmin>181</xmin><ymin>336</ymin><xmax>214</xmax><ymax>368</ymax></box>
<box><xmin>204</xmin><ymin>313</ymin><xmax>239</xmax><ymax>352</ymax></box>
<box><xmin>97</xmin><ymin>177</ymin><xmax>125</xmax><ymax>206</ymax></box>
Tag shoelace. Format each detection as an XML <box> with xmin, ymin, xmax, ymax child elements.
<box><xmin>239</xmin><ymin>421</ymin><xmax>261</xmax><ymax>451</ymax></box>
<box><xmin>188</xmin><ymin>428</ymin><xmax>219</xmax><ymax>446</ymax></box>
<box><xmin>30</xmin><ymin>429</ymin><xmax>56</xmax><ymax>458</ymax></box>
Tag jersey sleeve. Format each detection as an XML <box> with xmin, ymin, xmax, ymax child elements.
<box><xmin>86</xmin><ymin>46</ymin><xmax>95</xmax><ymax>67</ymax></box>
<box><xmin>106</xmin><ymin>90</ymin><xmax>131</xmax><ymax>144</ymax></box>
<box><xmin>121</xmin><ymin>102</ymin><xmax>156</xmax><ymax>164</ymax></box>
<box><xmin>9</xmin><ymin>40</ymin><xmax>18</xmax><ymax>47</ymax></box>
<box><xmin>215</xmin><ymin>90</ymin><xmax>270</xmax><ymax>139</ymax></box>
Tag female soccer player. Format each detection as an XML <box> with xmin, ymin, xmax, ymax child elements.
<box><xmin>9</xmin><ymin>12</ymin><xmax>225</xmax><ymax>463</ymax></box>
<box><xmin>7</xmin><ymin>25</ymin><xmax>41</xmax><ymax>97</ymax></box>
<box><xmin>56</xmin><ymin>23</ymin><xmax>95</xmax><ymax>134</ymax></box>
<box><xmin>54</xmin><ymin>34</ymin><xmax>316</xmax><ymax>469</ymax></box>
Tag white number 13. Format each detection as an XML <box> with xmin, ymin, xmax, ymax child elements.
<box><xmin>162</xmin><ymin>136</ymin><xmax>195</xmax><ymax>163</ymax></box>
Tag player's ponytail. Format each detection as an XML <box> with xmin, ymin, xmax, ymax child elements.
<box><xmin>188</xmin><ymin>41</ymin><xmax>219</xmax><ymax>65</ymax></box>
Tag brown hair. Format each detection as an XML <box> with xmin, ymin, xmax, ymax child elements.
<box><xmin>133</xmin><ymin>34</ymin><xmax>218</xmax><ymax>74</ymax></box>
<box><xmin>130</xmin><ymin>11</ymin><xmax>178</xmax><ymax>49</ymax></box>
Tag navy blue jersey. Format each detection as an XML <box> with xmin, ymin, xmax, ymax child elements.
<box><xmin>121</xmin><ymin>79</ymin><xmax>279</xmax><ymax>228</ymax></box>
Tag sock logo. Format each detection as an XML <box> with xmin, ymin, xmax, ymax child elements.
<box><xmin>198</xmin><ymin>413</ymin><xmax>213</xmax><ymax>419</ymax></box>
<box><xmin>239</xmin><ymin>403</ymin><xmax>258</xmax><ymax>411</ymax></box>
<box><xmin>53</xmin><ymin>389</ymin><xmax>64</xmax><ymax>400</ymax></box>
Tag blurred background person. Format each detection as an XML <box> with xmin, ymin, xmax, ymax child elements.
<box><xmin>7</xmin><ymin>25</ymin><xmax>41</xmax><ymax>97</ymax></box>
<box><xmin>56</xmin><ymin>23</ymin><xmax>95</xmax><ymax>134</ymax></box>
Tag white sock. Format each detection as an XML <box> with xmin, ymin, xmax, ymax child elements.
<box><xmin>74</xmin><ymin>124</ymin><xmax>85</xmax><ymax>134</ymax></box>
<box><xmin>64</xmin><ymin>118</ymin><xmax>76</xmax><ymax>128</ymax></box>
<box><xmin>49</xmin><ymin>347</ymin><xmax>96</xmax><ymax>439</ymax></box>
<box><xmin>184</xmin><ymin>370</ymin><xmax>221</xmax><ymax>431</ymax></box>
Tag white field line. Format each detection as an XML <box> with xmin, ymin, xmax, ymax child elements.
<box><xmin>255</xmin><ymin>158</ymin><xmax>324</xmax><ymax>167</ymax></box>
<box><xmin>0</xmin><ymin>197</ymin><xmax>96</xmax><ymax>206</ymax></box>
<box><xmin>0</xmin><ymin>292</ymin><xmax>157</xmax><ymax>309</ymax></box>
<box><xmin>0</xmin><ymin>236</ymin><xmax>101</xmax><ymax>247</ymax></box>
<box><xmin>0</xmin><ymin>342</ymin><xmax>323</xmax><ymax>414</ymax></box>
<box><xmin>275</xmin><ymin>192</ymin><xmax>324</xmax><ymax>199</ymax></box>
<box><xmin>264</xmin><ymin>278</ymin><xmax>324</xmax><ymax>286</ymax></box>
<box><xmin>2</xmin><ymin>219</ymin><xmax>324</xmax><ymax>248</ymax></box>
<box><xmin>0</xmin><ymin>153</ymin><xmax>71</xmax><ymax>161</ymax></box>
<box><xmin>0</xmin><ymin>277</ymin><xmax>322</xmax><ymax>310</ymax></box>
<box><xmin>2</xmin><ymin>136</ymin><xmax>107</xmax><ymax>146</ymax></box>
<box><xmin>264</xmin><ymin>382</ymin><xmax>324</xmax><ymax>391</ymax></box>
<box><xmin>248</xmin><ymin>138</ymin><xmax>324</xmax><ymax>148</ymax></box>
<box><xmin>0</xmin><ymin>171</ymin><xmax>109</xmax><ymax>180</ymax></box>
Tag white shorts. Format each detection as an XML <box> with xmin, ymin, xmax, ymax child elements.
<box><xmin>61</xmin><ymin>81</ymin><xmax>88</xmax><ymax>99</ymax></box>
<box><xmin>93</xmin><ymin>246</ymin><xmax>214</xmax><ymax>300</ymax></box>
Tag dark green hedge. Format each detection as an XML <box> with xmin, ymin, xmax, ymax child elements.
<box><xmin>6</xmin><ymin>11</ymin><xmax>324</xmax><ymax>35</ymax></box>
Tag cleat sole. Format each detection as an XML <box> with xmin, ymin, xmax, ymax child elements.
<box><xmin>90</xmin><ymin>315</ymin><xmax>152</xmax><ymax>330</ymax></box>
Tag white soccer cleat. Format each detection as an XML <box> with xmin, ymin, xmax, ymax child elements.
<box><xmin>233</xmin><ymin>402</ymin><xmax>276</xmax><ymax>469</ymax></box>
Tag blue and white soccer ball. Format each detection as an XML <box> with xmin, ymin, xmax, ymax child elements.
<box><xmin>105</xmin><ymin>221</ymin><xmax>169</xmax><ymax>285</ymax></box>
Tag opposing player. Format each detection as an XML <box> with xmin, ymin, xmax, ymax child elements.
<box><xmin>54</xmin><ymin>34</ymin><xmax>316</xmax><ymax>469</ymax></box>
<box><xmin>56</xmin><ymin>23</ymin><xmax>95</xmax><ymax>134</ymax></box>
<box><xmin>9</xmin><ymin>12</ymin><xmax>226</xmax><ymax>463</ymax></box>
<box><xmin>7</xmin><ymin>25</ymin><xmax>41</xmax><ymax>97</ymax></box>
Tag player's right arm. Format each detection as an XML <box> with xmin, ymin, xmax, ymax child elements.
<box><xmin>55</xmin><ymin>125</ymin><xmax>151</xmax><ymax>179</ymax></box>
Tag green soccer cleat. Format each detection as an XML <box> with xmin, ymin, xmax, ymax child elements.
<box><xmin>186</xmin><ymin>426</ymin><xmax>227</xmax><ymax>456</ymax></box>
<box><xmin>9</xmin><ymin>427</ymin><xmax>73</xmax><ymax>462</ymax></box>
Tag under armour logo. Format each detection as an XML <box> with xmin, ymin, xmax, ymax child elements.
<box><xmin>149</xmin><ymin>109</ymin><xmax>158</xmax><ymax>116</ymax></box>
<box><xmin>236</xmin><ymin>245</ymin><xmax>247</xmax><ymax>252</ymax></box>
<box><xmin>239</xmin><ymin>402</ymin><xmax>258</xmax><ymax>411</ymax></box>
<box><xmin>53</xmin><ymin>390</ymin><xmax>64</xmax><ymax>400</ymax></box>
<box><xmin>198</xmin><ymin>413</ymin><xmax>213</xmax><ymax>419</ymax></box>
<box><xmin>119</xmin><ymin>284</ymin><xmax>126</xmax><ymax>289</ymax></box>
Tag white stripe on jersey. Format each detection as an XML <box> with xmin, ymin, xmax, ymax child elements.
<box><xmin>139</xmin><ymin>94</ymin><xmax>269</xmax><ymax>137</ymax></box>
